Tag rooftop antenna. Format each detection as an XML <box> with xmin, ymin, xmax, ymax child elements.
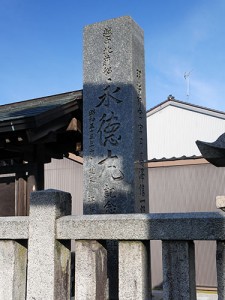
<box><xmin>184</xmin><ymin>70</ymin><xmax>192</xmax><ymax>101</ymax></box>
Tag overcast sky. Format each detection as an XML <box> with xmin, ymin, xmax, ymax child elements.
<box><xmin>0</xmin><ymin>0</ymin><xmax>225</xmax><ymax>111</ymax></box>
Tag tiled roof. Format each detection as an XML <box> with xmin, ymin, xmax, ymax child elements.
<box><xmin>0</xmin><ymin>90</ymin><xmax>82</xmax><ymax>122</ymax></box>
<box><xmin>148</xmin><ymin>155</ymin><xmax>202</xmax><ymax>162</ymax></box>
<box><xmin>0</xmin><ymin>90</ymin><xmax>83</xmax><ymax>162</ymax></box>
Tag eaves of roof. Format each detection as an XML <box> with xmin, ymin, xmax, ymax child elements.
<box><xmin>148</xmin><ymin>155</ymin><xmax>202</xmax><ymax>162</ymax></box>
<box><xmin>0</xmin><ymin>90</ymin><xmax>83</xmax><ymax>163</ymax></box>
<box><xmin>147</xmin><ymin>155</ymin><xmax>208</xmax><ymax>168</ymax></box>
<box><xmin>146</xmin><ymin>99</ymin><xmax>225</xmax><ymax>120</ymax></box>
<box><xmin>0</xmin><ymin>90</ymin><xmax>82</xmax><ymax>132</ymax></box>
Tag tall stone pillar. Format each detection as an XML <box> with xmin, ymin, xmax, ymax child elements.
<box><xmin>83</xmin><ymin>16</ymin><xmax>149</xmax><ymax>299</ymax></box>
<box><xmin>83</xmin><ymin>16</ymin><xmax>148</xmax><ymax>214</ymax></box>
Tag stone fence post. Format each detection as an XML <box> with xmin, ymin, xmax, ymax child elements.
<box><xmin>119</xmin><ymin>241</ymin><xmax>150</xmax><ymax>299</ymax></box>
<box><xmin>0</xmin><ymin>240</ymin><xmax>27</xmax><ymax>300</ymax></box>
<box><xmin>162</xmin><ymin>240</ymin><xmax>196</xmax><ymax>300</ymax></box>
<box><xmin>216</xmin><ymin>196</ymin><xmax>225</xmax><ymax>300</ymax></box>
<box><xmin>26</xmin><ymin>189</ymin><xmax>71</xmax><ymax>300</ymax></box>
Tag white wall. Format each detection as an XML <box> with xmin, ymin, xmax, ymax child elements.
<box><xmin>147</xmin><ymin>105</ymin><xmax>225</xmax><ymax>159</ymax></box>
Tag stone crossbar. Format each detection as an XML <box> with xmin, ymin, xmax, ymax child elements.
<box><xmin>1</xmin><ymin>190</ymin><xmax>225</xmax><ymax>300</ymax></box>
<box><xmin>1</xmin><ymin>212</ymin><xmax>224</xmax><ymax>241</ymax></box>
<box><xmin>56</xmin><ymin>212</ymin><xmax>225</xmax><ymax>241</ymax></box>
<box><xmin>0</xmin><ymin>217</ymin><xmax>28</xmax><ymax>239</ymax></box>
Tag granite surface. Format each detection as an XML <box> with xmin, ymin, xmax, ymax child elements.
<box><xmin>83</xmin><ymin>16</ymin><xmax>149</xmax><ymax>215</ymax></box>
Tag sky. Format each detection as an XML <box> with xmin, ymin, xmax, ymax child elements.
<box><xmin>0</xmin><ymin>0</ymin><xmax>225</xmax><ymax>111</ymax></box>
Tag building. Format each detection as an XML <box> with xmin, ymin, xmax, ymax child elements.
<box><xmin>0</xmin><ymin>91</ymin><xmax>82</xmax><ymax>216</ymax></box>
<box><xmin>147</xmin><ymin>95</ymin><xmax>225</xmax><ymax>160</ymax></box>
<box><xmin>147</xmin><ymin>96</ymin><xmax>225</xmax><ymax>289</ymax></box>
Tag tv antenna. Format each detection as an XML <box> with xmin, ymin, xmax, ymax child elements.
<box><xmin>184</xmin><ymin>70</ymin><xmax>192</xmax><ymax>100</ymax></box>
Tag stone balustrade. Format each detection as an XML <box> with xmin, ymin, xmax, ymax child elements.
<box><xmin>0</xmin><ymin>189</ymin><xmax>225</xmax><ymax>299</ymax></box>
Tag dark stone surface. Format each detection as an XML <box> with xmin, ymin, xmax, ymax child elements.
<box><xmin>196</xmin><ymin>132</ymin><xmax>225</xmax><ymax>167</ymax></box>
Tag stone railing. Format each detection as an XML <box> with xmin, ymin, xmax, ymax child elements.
<box><xmin>0</xmin><ymin>189</ymin><xmax>225</xmax><ymax>299</ymax></box>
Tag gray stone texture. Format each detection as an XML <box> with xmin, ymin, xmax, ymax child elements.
<box><xmin>83</xmin><ymin>16</ymin><xmax>149</xmax><ymax>215</ymax></box>
<box><xmin>216</xmin><ymin>241</ymin><xmax>225</xmax><ymax>300</ymax></box>
<box><xmin>216</xmin><ymin>195</ymin><xmax>225</xmax><ymax>211</ymax></box>
<box><xmin>26</xmin><ymin>189</ymin><xmax>71</xmax><ymax>300</ymax></box>
<box><xmin>119</xmin><ymin>241</ymin><xmax>150</xmax><ymax>299</ymax></box>
<box><xmin>0</xmin><ymin>240</ymin><xmax>27</xmax><ymax>299</ymax></box>
<box><xmin>162</xmin><ymin>241</ymin><xmax>196</xmax><ymax>300</ymax></box>
<box><xmin>56</xmin><ymin>212</ymin><xmax>225</xmax><ymax>240</ymax></box>
<box><xmin>75</xmin><ymin>240</ymin><xmax>107</xmax><ymax>300</ymax></box>
<box><xmin>0</xmin><ymin>217</ymin><xmax>28</xmax><ymax>239</ymax></box>
<box><xmin>83</xmin><ymin>16</ymin><xmax>149</xmax><ymax>299</ymax></box>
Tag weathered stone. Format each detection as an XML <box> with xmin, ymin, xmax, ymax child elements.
<box><xmin>216</xmin><ymin>195</ymin><xmax>225</xmax><ymax>211</ymax></box>
<box><xmin>75</xmin><ymin>240</ymin><xmax>107</xmax><ymax>300</ymax></box>
<box><xmin>56</xmin><ymin>212</ymin><xmax>225</xmax><ymax>241</ymax></box>
<box><xmin>83</xmin><ymin>16</ymin><xmax>149</xmax><ymax>215</ymax></box>
<box><xmin>162</xmin><ymin>241</ymin><xmax>196</xmax><ymax>300</ymax></box>
<box><xmin>119</xmin><ymin>241</ymin><xmax>150</xmax><ymax>299</ymax></box>
<box><xmin>0</xmin><ymin>216</ymin><xmax>28</xmax><ymax>239</ymax></box>
<box><xmin>83</xmin><ymin>16</ymin><xmax>149</xmax><ymax>299</ymax></box>
<box><xmin>26</xmin><ymin>189</ymin><xmax>71</xmax><ymax>300</ymax></box>
<box><xmin>196</xmin><ymin>132</ymin><xmax>225</xmax><ymax>167</ymax></box>
<box><xmin>216</xmin><ymin>241</ymin><xmax>225</xmax><ymax>299</ymax></box>
<box><xmin>0</xmin><ymin>240</ymin><xmax>27</xmax><ymax>299</ymax></box>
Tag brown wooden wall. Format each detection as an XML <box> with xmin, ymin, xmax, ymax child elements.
<box><xmin>0</xmin><ymin>176</ymin><xmax>15</xmax><ymax>216</ymax></box>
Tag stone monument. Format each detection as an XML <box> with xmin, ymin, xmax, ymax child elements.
<box><xmin>83</xmin><ymin>16</ymin><xmax>149</xmax><ymax>214</ymax></box>
<box><xmin>83</xmin><ymin>16</ymin><xmax>149</xmax><ymax>299</ymax></box>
